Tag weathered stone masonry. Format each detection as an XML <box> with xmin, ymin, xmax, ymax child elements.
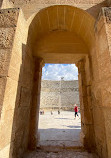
<box><xmin>0</xmin><ymin>1</ymin><xmax>111</xmax><ymax>158</ymax></box>
<box><xmin>40</xmin><ymin>80</ymin><xmax>80</xmax><ymax>110</ymax></box>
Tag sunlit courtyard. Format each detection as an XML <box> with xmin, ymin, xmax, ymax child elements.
<box><xmin>24</xmin><ymin>111</ymin><xmax>98</xmax><ymax>158</ymax></box>
<box><xmin>38</xmin><ymin>111</ymin><xmax>82</xmax><ymax>148</ymax></box>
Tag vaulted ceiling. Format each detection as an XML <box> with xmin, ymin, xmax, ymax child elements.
<box><xmin>27</xmin><ymin>5</ymin><xmax>95</xmax><ymax>63</ymax></box>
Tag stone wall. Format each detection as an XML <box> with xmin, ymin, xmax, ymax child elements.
<box><xmin>0</xmin><ymin>8</ymin><xmax>35</xmax><ymax>158</ymax></box>
<box><xmin>76</xmin><ymin>7</ymin><xmax>111</xmax><ymax>158</ymax></box>
<box><xmin>0</xmin><ymin>1</ymin><xmax>111</xmax><ymax>158</ymax></box>
<box><xmin>40</xmin><ymin>80</ymin><xmax>80</xmax><ymax>110</ymax></box>
<box><xmin>90</xmin><ymin>8</ymin><xmax>111</xmax><ymax>158</ymax></box>
<box><xmin>0</xmin><ymin>8</ymin><xmax>20</xmax><ymax>158</ymax></box>
<box><xmin>8</xmin><ymin>0</ymin><xmax>107</xmax><ymax>19</ymax></box>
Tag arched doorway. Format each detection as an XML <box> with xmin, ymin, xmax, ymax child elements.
<box><xmin>0</xmin><ymin>4</ymin><xmax>110</xmax><ymax>158</ymax></box>
<box><xmin>27</xmin><ymin>5</ymin><xmax>95</xmax><ymax>151</ymax></box>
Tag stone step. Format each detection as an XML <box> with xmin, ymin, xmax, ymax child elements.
<box><xmin>37</xmin><ymin>145</ymin><xmax>84</xmax><ymax>152</ymax></box>
<box><xmin>23</xmin><ymin>150</ymin><xmax>98</xmax><ymax>158</ymax></box>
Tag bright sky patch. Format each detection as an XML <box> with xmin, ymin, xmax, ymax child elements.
<box><xmin>42</xmin><ymin>64</ymin><xmax>78</xmax><ymax>80</ymax></box>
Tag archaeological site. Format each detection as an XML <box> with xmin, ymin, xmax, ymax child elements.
<box><xmin>0</xmin><ymin>0</ymin><xmax>111</xmax><ymax>158</ymax></box>
<box><xmin>40</xmin><ymin>80</ymin><xmax>80</xmax><ymax>110</ymax></box>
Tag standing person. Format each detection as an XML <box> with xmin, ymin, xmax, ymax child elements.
<box><xmin>51</xmin><ymin>111</ymin><xmax>53</xmax><ymax>115</ymax></box>
<box><xmin>74</xmin><ymin>104</ymin><xmax>79</xmax><ymax>119</ymax></box>
<box><xmin>58</xmin><ymin>110</ymin><xmax>60</xmax><ymax>114</ymax></box>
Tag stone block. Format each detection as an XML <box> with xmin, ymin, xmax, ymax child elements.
<box><xmin>0</xmin><ymin>49</ymin><xmax>11</xmax><ymax>76</ymax></box>
<box><xmin>97</xmin><ymin>49</ymin><xmax>111</xmax><ymax>79</ymax></box>
<box><xmin>19</xmin><ymin>54</ymin><xmax>34</xmax><ymax>88</ymax></box>
<box><xmin>0</xmin><ymin>77</ymin><xmax>7</xmax><ymax>115</ymax></box>
<box><xmin>1</xmin><ymin>77</ymin><xmax>18</xmax><ymax>111</ymax></box>
<box><xmin>90</xmin><ymin>51</ymin><xmax>99</xmax><ymax>82</ymax></box>
<box><xmin>0</xmin><ymin>8</ymin><xmax>19</xmax><ymax>28</ymax></box>
<box><xmin>0</xmin><ymin>109</ymin><xmax>14</xmax><ymax>149</ymax></box>
<box><xmin>19</xmin><ymin>87</ymin><xmax>32</xmax><ymax>108</ymax></box>
<box><xmin>10</xmin><ymin>0</ymin><xmax>106</xmax><ymax>19</ymax></box>
<box><xmin>8</xmin><ymin>64</ymin><xmax>21</xmax><ymax>82</ymax></box>
<box><xmin>13</xmin><ymin>130</ymin><xmax>24</xmax><ymax>157</ymax></box>
<box><xmin>13</xmin><ymin>107</ymin><xmax>30</xmax><ymax>133</ymax></box>
<box><xmin>101</xmin><ymin>78</ymin><xmax>111</xmax><ymax>107</ymax></box>
<box><xmin>7</xmin><ymin>49</ymin><xmax>22</xmax><ymax>81</ymax></box>
<box><xmin>0</xmin><ymin>27</ymin><xmax>15</xmax><ymax>49</ymax></box>
<box><xmin>93</xmin><ymin>107</ymin><xmax>106</xmax><ymax>141</ymax></box>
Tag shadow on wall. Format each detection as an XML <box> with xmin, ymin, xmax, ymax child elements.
<box><xmin>9</xmin><ymin>44</ymin><xmax>34</xmax><ymax>158</ymax></box>
<box><xmin>86</xmin><ymin>0</ymin><xmax>107</xmax><ymax>18</ymax></box>
<box><xmin>0</xmin><ymin>0</ymin><xmax>3</xmax><ymax>7</ymax></box>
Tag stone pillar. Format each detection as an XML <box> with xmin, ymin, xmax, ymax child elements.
<box><xmin>93</xmin><ymin>7</ymin><xmax>111</xmax><ymax>158</ymax></box>
<box><xmin>77</xmin><ymin>58</ymin><xmax>95</xmax><ymax>150</ymax></box>
<box><xmin>29</xmin><ymin>57</ymin><xmax>44</xmax><ymax>150</ymax></box>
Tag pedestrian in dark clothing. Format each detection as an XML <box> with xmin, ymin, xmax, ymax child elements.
<box><xmin>58</xmin><ymin>110</ymin><xmax>60</xmax><ymax>114</ymax></box>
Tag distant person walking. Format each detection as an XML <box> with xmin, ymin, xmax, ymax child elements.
<box><xmin>74</xmin><ymin>104</ymin><xmax>79</xmax><ymax>119</ymax></box>
<box><xmin>58</xmin><ymin>110</ymin><xmax>60</xmax><ymax>114</ymax></box>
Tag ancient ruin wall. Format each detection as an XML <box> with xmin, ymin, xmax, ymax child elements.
<box><xmin>0</xmin><ymin>8</ymin><xmax>35</xmax><ymax>158</ymax></box>
<box><xmin>40</xmin><ymin>80</ymin><xmax>80</xmax><ymax>110</ymax></box>
<box><xmin>7</xmin><ymin>0</ymin><xmax>108</xmax><ymax>19</ymax></box>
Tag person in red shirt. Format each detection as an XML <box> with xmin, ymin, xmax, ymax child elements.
<box><xmin>74</xmin><ymin>104</ymin><xmax>79</xmax><ymax>119</ymax></box>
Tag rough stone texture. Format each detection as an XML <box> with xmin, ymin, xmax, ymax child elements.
<box><xmin>0</xmin><ymin>8</ymin><xmax>19</xmax><ymax>118</ymax></box>
<box><xmin>0</xmin><ymin>8</ymin><xmax>18</xmax><ymax>27</ymax></box>
<box><xmin>1</xmin><ymin>0</ymin><xmax>13</xmax><ymax>9</ymax></box>
<box><xmin>89</xmin><ymin>7</ymin><xmax>111</xmax><ymax>158</ymax></box>
<box><xmin>40</xmin><ymin>80</ymin><xmax>80</xmax><ymax>110</ymax></box>
<box><xmin>0</xmin><ymin>8</ymin><xmax>34</xmax><ymax>158</ymax></box>
<box><xmin>23</xmin><ymin>150</ymin><xmax>99</xmax><ymax>158</ymax></box>
<box><xmin>0</xmin><ymin>2</ymin><xmax>111</xmax><ymax>158</ymax></box>
<box><xmin>8</xmin><ymin>0</ymin><xmax>107</xmax><ymax>19</ymax></box>
<box><xmin>100</xmin><ymin>8</ymin><xmax>111</xmax><ymax>158</ymax></box>
<box><xmin>8</xmin><ymin>11</ymin><xmax>35</xmax><ymax>158</ymax></box>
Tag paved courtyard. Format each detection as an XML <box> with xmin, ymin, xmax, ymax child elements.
<box><xmin>38</xmin><ymin>111</ymin><xmax>82</xmax><ymax>147</ymax></box>
<box><xmin>23</xmin><ymin>111</ymin><xmax>99</xmax><ymax>158</ymax></box>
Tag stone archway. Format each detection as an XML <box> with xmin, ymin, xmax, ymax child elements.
<box><xmin>27</xmin><ymin>5</ymin><xmax>95</xmax><ymax>150</ymax></box>
<box><xmin>0</xmin><ymin>4</ymin><xmax>111</xmax><ymax>158</ymax></box>
<box><xmin>28</xmin><ymin>5</ymin><xmax>95</xmax><ymax>59</ymax></box>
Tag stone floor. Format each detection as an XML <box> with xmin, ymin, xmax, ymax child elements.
<box><xmin>38</xmin><ymin>111</ymin><xmax>82</xmax><ymax>148</ymax></box>
<box><xmin>24</xmin><ymin>150</ymin><xmax>98</xmax><ymax>158</ymax></box>
<box><xmin>23</xmin><ymin>111</ymin><xmax>98</xmax><ymax>158</ymax></box>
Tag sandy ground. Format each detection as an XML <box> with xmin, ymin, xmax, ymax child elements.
<box><xmin>38</xmin><ymin>111</ymin><xmax>81</xmax><ymax>147</ymax></box>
